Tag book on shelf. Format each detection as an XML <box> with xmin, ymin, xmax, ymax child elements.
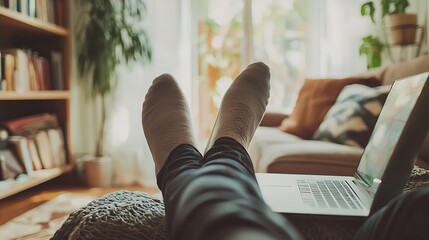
<box><xmin>54</xmin><ymin>0</ymin><xmax>64</xmax><ymax>26</ymax></box>
<box><xmin>19</xmin><ymin>0</ymin><xmax>27</xmax><ymax>16</ymax></box>
<box><xmin>0</xmin><ymin>49</ymin><xmax>65</xmax><ymax>92</ymax></box>
<box><xmin>47</xmin><ymin>0</ymin><xmax>54</xmax><ymax>23</ymax></box>
<box><xmin>8</xmin><ymin>135</ymin><xmax>34</xmax><ymax>175</ymax></box>
<box><xmin>32</xmin><ymin>52</ymin><xmax>44</xmax><ymax>90</ymax></box>
<box><xmin>34</xmin><ymin>129</ymin><xmax>66</xmax><ymax>169</ymax></box>
<box><xmin>0</xmin><ymin>149</ymin><xmax>24</xmax><ymax>180</ymax></box>
<box><xmin>0</xmin><ymin>0</ymin><xmax>57</xmax><ymax>24</ymax></box>
<box><xmin>47</xmin><ymin>128</ymin><xmax>66</xmax><ymax>167</ymax></box>
<box><xmin>8</xmin><ymin>0</ymin><xmax>16</xmax><ymax>11</ymax></box>
<box><xmin>28</xmin><ymin>0</ymin><xmax>35</xmax><ymax>17</ymax></box>
<box><xmin>27</xmin><ymin>54</ymin><xmax>39</xmax><ymax>90</ymax></box>
<box><xmin>50</xmin><ymin>51</ymin><xmax>64</xmax><ymax>90</ymax></box>
<box><xmin>3</xmin><ymin>53</ymin><xmax>15</xmax><ymax>91</ymax></box>
<box><xmin>2</xmin><ymin>49</ymin><xmax>30</xmax><ymax>92</ymax></box>
<box><xmin>27</xmin><ymin>137</ymin><xmax>42</xmax><ymax>170</ymax></box>
<box><xmin>4</xmin><ymin>113</ymin><xmax>59</xmax><ymax>135</ymax></box>
<box><xmin>3</xmin><ymin>113</ymin><xmax>67</xmax><ymax>172</ymax></box>
<box><xmin>42</xmin><ymin>57</ymin><xmax>51</xmax><ymax>90</ymax></box>
<box><xmin>34</xmin><ymin>130</ymin><xmax>54</xmax><ymax>169</ymax></box>
<box><xmin>6</xmin><ymin>130</ymin><xmax>65</xmax><ymax>172</ymax></box>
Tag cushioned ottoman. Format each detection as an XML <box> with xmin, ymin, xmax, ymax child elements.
<box><xmin>52</xmin><ymin>191</ymin><xmax>168</xmax><ymax>240</ymax></box>
<box><xmin>53</xmin><ymin>166</ymin><xmax>429</xmax><ymax>240</ymax></box>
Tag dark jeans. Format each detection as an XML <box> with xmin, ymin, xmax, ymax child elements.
<box><xmin>157</xmin><ymin>137</ymin><xmax>429</xmax><ymax>240</ymax></box>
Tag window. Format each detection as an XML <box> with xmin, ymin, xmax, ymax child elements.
<box><xmin>252</xmin><ymin>0</ymin><xmax>310</xmax><ymax>112</ymax></box>
<box><xmin>196</xmin><ymin>0</ymin><xmax>310</xmax><ymax>138</ymax></box>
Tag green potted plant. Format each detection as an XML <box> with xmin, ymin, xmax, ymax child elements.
<box><xmin>75</xmin><ymin>0</ymin><xmax>152</xmax><ymax>186</ymax></box>
<box><xmin>359</xmin><ymin>35</ymin><xmax>384</xmax><ymax>69</ymax></box>
<box><xmin>361</xmin><ymin>0</ymin><xmax>417</xmax><ymax>45</ymax></box>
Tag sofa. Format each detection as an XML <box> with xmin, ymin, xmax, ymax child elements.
<box><xmin>249</xmin><ymin>55</ymin><xmax>429</xmax><ymax>175</ymax></box>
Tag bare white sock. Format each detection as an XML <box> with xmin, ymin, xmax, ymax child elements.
<box><xmin>205</xmin><ymin>62</ymin><xmax>270</xmax><ymax>152</ymax></box>
<box><xmin>142</xmin><ymin>74</ymin><xmax>195</xmax><ymax>174</ymax></box>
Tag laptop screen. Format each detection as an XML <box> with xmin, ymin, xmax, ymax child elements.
<box><xmin>356</xmin><ymin>74</ymin><xmax>428</xmax><ymax>196</ymax></box>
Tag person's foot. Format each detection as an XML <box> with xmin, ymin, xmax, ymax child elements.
<box><xmin>205</xmin><ymin>62</ymin><xmax>270</xmax><ymax>152</ymax></box>
<box><xmin>142</xmin><ymin>74</ymin><xmax>195</xmax><ymax>174</ymax></box>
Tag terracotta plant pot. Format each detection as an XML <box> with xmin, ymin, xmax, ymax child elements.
<box><xmin>389</xmin><ymin>13</ymin><xmax>418</xmax><ymax>46</ymax></box>
<box><xmin>84</xmin><ymin>155</ymin><xmax>113</xmax><ymax>187</ymax></box>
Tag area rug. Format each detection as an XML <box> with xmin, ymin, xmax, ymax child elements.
<box><xmin>0</xmin><ymin>194</ymin><xmax>96</xmax><ymax>240</ymax></box>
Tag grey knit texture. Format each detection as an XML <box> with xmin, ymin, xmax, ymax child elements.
<box><xmin>53</xmin><ymin>166</ymin><xmax>429</xmax><ymax>240</ymax></box>
<box><xmin>51</xmin><ymin>191</ymin><xmax>168</xmax><ymax>240</ymax></box>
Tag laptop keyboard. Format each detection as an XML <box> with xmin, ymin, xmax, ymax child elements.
<box><xmin>297</xmin><ymin>179</ymin><xmax>363</xmax><ymax>210</ymax></box>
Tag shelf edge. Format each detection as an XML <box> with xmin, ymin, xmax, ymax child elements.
<box><xmin>0</xmin><ymin>91</ymin><xmax>71</xmax><ymax>100</ymax></box>
<box><xmin>0</xmin><ymin>164</ymin><xmax>74</xmax><ymax>200</ymax></box>
<box><xmin>0</xmin><ymin>7</ymin><xmax>68</xmax><ymax>36</ymax></box>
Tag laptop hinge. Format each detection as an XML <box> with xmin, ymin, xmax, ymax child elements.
<box><xmin>351</xmin><ymin>174</ymin><xmax>374</xmax><ymax>209</ymax></box>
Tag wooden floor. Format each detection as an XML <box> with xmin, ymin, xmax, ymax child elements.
<box><xmin>0</xmin><ymin>173</ymin><xmax>160</xmax><ymax>225</ymax></box>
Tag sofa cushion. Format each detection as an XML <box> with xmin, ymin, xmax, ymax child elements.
<box><xmin>313</xmin><ymin>84</ymin><xmax>390</xmax><ymax>148</ymax></box>
<box><xmin>263</xmin><ymin>141</ymin><xmax>363</xmax><ymax>176</ymax></box>
<box><xmin>249</xmin><ymin>127</ymin><xmax>427</xmax><ymax>175</ymax></box>
<box><xmin>249</xmin><ymin>127</ymin><xmax>301</xmax><ymax>171</ymax></box>
<box><xmin>279</xmin><ymin>77</ymin><xmax>379</xmax><ymax>139</ymax></box>
<box><xmin>249</xmin><ymin>127</ymin><xmax>363</xmax><ymax>174</ymax></box>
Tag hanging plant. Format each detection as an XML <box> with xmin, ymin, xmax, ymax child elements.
<box><xmin>359</xmin><ymin>35</ymin><xmax>384</xmax><ymax>69</ymax></box>
<box><xmin>361</xmin><ymin>0</ymin><xmax>416</xmax><ymax>49</ymax></box>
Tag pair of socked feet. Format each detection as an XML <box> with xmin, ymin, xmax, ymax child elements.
<box><xmin>142</xmin><ymin>62</ymin><xmax>270</xmax><ymax>174</ymax></box>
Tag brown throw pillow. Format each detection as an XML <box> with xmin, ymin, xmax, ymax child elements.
<box><xmin>279</xmin><ymin>77</ymin><xmax>379</xmax><ymax>139</ymax></box>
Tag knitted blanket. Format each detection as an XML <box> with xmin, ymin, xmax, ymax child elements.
<box><xmin>52</xmin><ymin>166</ymin><xmax>429</xmax><ymax>240</ymax></box>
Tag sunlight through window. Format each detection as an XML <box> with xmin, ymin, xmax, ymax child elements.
<box><xmin>197</xmin><ymin>0</ymin><xmax>310</xmax><ymax>138</ymax></box>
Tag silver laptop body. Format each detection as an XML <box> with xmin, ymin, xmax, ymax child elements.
<box><xmin>257</xmin><ymin>73</ymin><xmax>429</xmax><ymax>217</ymax></box>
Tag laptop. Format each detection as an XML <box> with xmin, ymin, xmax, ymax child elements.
<box><xmin>257</xmin><ymin>72</ymin><xmax>429</xmax><ymax>218</ymax></box>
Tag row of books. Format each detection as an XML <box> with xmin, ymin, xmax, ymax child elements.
<box><xmin>0</xmin><ymin>0</ymin><xmax>60</xmax><ymax>24</ymax></box>
<box><xmin>0</xmin><ymin>113</ymin><xmax>67</xmax><ymax>180</ymax></box>
<box><xmin>0</xmin><ymin>49</ymin><xmax>64</xmax><ymax>92</ymax></box>
<box><xmin>9</xmin><ymin>128</ymin><xmax>66</xmax><ymax>174</ymax></box>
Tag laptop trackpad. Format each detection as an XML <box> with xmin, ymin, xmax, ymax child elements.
<box><xmin>259</xmin><ymin>184</ymin><xmax>304</xmax><ymax>213</ymax></box>
<box><xmin>257</xmin><ymin>173</ymin><xmax>304</xmax><ymax>213</ymax></box>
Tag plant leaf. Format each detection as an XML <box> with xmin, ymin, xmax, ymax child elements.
<box><xmin>361</xmin><ymin>1</ymin><xmax>376</xmax><ymax>23</ymax></box>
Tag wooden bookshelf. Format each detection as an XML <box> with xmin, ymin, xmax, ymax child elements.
<box><xmin>0</xmin><ymin>0</ymin><xmax>73</xmax><ymax>200</ymax></box>
<box><xmin>0</xmin><ymin>7</ymin><xmax>68</xmax><ymax>37</ymax></box>
<box><xmin>0</xmin><ymin>164</ymin><xmax>73</xmax><ymax>199</ymax></box>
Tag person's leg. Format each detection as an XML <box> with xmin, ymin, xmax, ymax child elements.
<box><xmin>354</xmin><ymin>186</ymin><xmax>429</xmax><ymax>240</ymax></box>
<box><xmin>167</xmin><ymin>62</ymin><xmax>301</xmax><ymax>240</ymax></box>
<box><xmin>142</xmin><ymin>74</ymin><xmax>203</xmax><ymax>237</ymax></box>
<box><xmin>156</xmin><ymin>138</ymin><xmax>303</xmax><ymax>240</ymax></box>
<box><xmin>142</xmin><ymin>64</ymin><xmax>302</xmax><ymax>240</ymax></box>
<box><xmin>194</xmin><ymin>137</ymin><xmax>303</xmax><ymax>240</ymax></box>
<box><xmin>142</xmin><ymin>74</ymin><xmax>196</xmax><ymax>174</ymax></box>
<box><xmin>205</xmin><ymin>62</ymin><xmax>271</xmax><ymax>152</ymax></box>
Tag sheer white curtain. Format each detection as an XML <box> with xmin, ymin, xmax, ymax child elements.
<box><xmin>72</xmin><ymin>0</ymin><xmax>194</xmax><ymax>187</ymax></box>
<box><xmin>306</xmin><ymin>0</ymin><xmax>373</xmax><ymax>78</ymax></box>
